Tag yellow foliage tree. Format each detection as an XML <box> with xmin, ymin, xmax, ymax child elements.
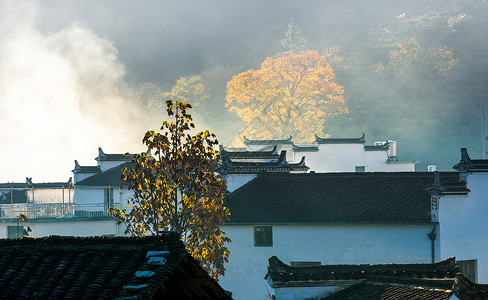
<box><xmin>226</xmin><ymin>50</ymin><xmax>348</xmax><ymax>143</ymax></box>
<box><xmin>385</xmin><ymin>38</ymin><xmax>457</xmax><ymax>99</ymax></box>
<box><xmin>110</xmin><ymin>100</ymin><xmax>230</xmax><ymax>279</ymax></box>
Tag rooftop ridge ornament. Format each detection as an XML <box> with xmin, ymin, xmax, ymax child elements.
<box><xmin>425</xmin><ymin>171</ymin><xmax>445</xmax><ymax>195</ymax></box>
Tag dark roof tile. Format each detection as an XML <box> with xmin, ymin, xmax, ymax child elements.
<box><xmin>322</xmin><ymin>281</ymin><xmax>452</xmax><ymax>300</ymax></box>
<box><xmin>224</xmin><ymin>172</ymin><xmax>466</xmax><ymax>224</ymax></box>
<box><xmin>315</xmin><ymin>133</ymin><xmax>366</xmax><ymax>144</ymax></box>
<box><xmin>96</xmin><ymin>148</ymin><xmax>133</xmax><ymax>162</ymax></box>
<box><xmin>0</xmin><ymin>233</ymin><xmax>231</xmax><ymax>300</ymax></box>
<box><xmin>266</xmin><ymin>256</ymin><xmax>459</xmax><ymax>286</ymax></box>
<box><xmin>75</xmin><ymin>162</ymin><xmax>133</xmax><ymax>187</ymax></box>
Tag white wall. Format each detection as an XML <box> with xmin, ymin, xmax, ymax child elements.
<box><xmin>293</xmin><ymin>144</ymin><xmax>415</xmax><ymax>173</ymax></box>
<box><xmin>440</xmin><ymin>172</ymin><xmax>488</xmax><ymax>283</ymax></box>
<box><xmin>98</xmin><ymin>160</ymin><xmax>127</xmax><ymax>172</ymax></box>
<box><xmin>225</xmin><ymin>174</ymin><xmax>257</xmax><ymax>193</ymax></box>
<box><xmin>220</xmin><ymin>224</ymin><xmax>437</xmax><ymax>300</ymax></box>
<box><xmin>0</xmin><ymin>219</ymin><xmax>126</xmax><ymax>238</ymax></box>
<box><xmin>74</xmin><ymin>187</ymin><xmax>105</xmax><ymax>205</ymax></box>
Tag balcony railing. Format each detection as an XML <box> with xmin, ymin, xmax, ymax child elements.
<box><xmin>0</xmin><ymin>203</ymin><xmax>119</xmax><ymax>220</ymax></box>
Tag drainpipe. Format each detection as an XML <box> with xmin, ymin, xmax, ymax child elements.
<box><xmin>428</xmin><ymin>224</ymin><xmax>437</xmax><ymax>263</ymax></box>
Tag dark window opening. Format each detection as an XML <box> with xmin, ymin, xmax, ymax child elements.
<box><xmin>254</xmin><ymin>226</ymin><xmax>273</xmax><ymax>247</ymax></box>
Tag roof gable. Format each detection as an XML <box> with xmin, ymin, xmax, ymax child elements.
<box><xmin>224</xmin><ymin>172</ymin><xmax>466</xmax><ymax>224</ymax></box>
<box><xmin>96</xmin><ymin>147</ymin><xmax>133</xmax><ymax>162</ymax></box>
<box><xmin>75</xmin><ymin>162</ymin><xmax>134</xmax><ymax>186</ymax></box>
<box><xmin>453</xmin><ymin>148</ymin><xmax>488</xmax><ymax>172</ymax></box>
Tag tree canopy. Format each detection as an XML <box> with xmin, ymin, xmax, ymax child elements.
<box><xmin>226</xmin><ymin>50</ymin><xmax>348</xmax><ymax>143</ymax></box>
<box><xmin>110</xmin><ymin>100</ymin><xmax>230</xmax><ymax>279</ymax></box>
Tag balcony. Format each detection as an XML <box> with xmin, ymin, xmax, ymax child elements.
<box><xmin>0</xmin><ymin>203</ymin><xmax>119</xmax><ymax>220</ymax></box>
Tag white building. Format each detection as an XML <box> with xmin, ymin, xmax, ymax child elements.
<box><xmin>242</xmin><ymin>133</ymin><xmax>417</xmax><ymax>173</ymax></box>
<box><xmin>439</xmin><ymin>148</ymin><xmax>488</xmax><ymax>284</ymax></box>
<box><xmin>0</xmin><ymin>142</ymin><xmax>485</xmax><ymax>300</ymax></box>
<box><xmin>219</xmin><ymin>171</ymin><xmax>467</xmax><ymax>299</ymax></box>
<box><xmin>0</xmin><ymin>148</ymin><xmax>132</xmax><ymax>239</ymax></box>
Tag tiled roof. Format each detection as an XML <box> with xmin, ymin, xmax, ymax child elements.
<box><xmin>292</xmin><ymin>144</ymin><xmax>319</xmax><ymax>152</ymax></box>
<box><xmin>266</xmin><ymin>256</ymin><xmax>458</xmax><ymax>287</ymax></box>
<box><xmin>315</xmin><ymin>133</ymin><xmax>366</xmax><ymax>144</ymax></box>
<box><xmin>224</xmin><ymin>172</ymin><xmax>467</xmax><ymax>224</ymax></box>
<box><xmin>219</xmin><ymin>145</ymin><xmax>280</xmax><ymax>159</ymax></box>
<box><xmin>322</xmin><ymin>281</ymin><xmax>452</xmax><ymax>300</ymax></box>
<box><xmin>75</xmin><ymin>162</ymin><xmax>133</xmax><ymax>187</ymax></box>
<box><xmin>0</xmin><ymin>233</ymin><xmax>231</xmax><ymax>300</ymax></box>
<box><xmin>453</xmin><ymin>274</ymin><xmax>488</xmax><ymax>299</ymax></box>
<box><xmin>453</xmin><ymin>148</ymin><xmax>488</xmax><ymax>172</ymax></box>
<box><xmin>96</xmin><ymin>147</ymin><xmax>133</xmax><ymax>162</ymax></box>
<box><xmin>219</xmin><ymin>151</ymin><xmax>309</xmax><ymax>174</ymax></box>
<box><xmin>243</xmin><ymin>136</ymin><xmax>293</xmax><ymax>145</ymax></box>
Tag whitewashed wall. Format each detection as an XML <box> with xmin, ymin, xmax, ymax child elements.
<box><xmin>0</xmin><ymin>219</ymin><xmax>125</xmax><ymax>238</ymax></box>
<box><xmin>225</xmin><ymin>174</ymin><xmax>257</xmax><ymax>193</ymax></box>
<box><xmin>293</xmin><ymin>144</ymin><xmax>415</xmax><ymax>172</ymax></box>
<box><xmin>220</xmin><ymin>224</ymin><xmax>438</xmax><ymax>300</ymax></box>
<box><xmin>439</xmin><ymin>172</ymin><xmax>488</xmax><ymax>283</ymax></box>
<box><xmin>74</xmin><ymin>188</ymin><xmax>105</xmax><ymax>205</ymax></box>
<box><xmin>98</xmin><ymin>160</ymin><xmax>128</xmax><ymax>172</ymax></box>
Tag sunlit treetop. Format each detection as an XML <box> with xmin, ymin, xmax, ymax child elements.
<box><xmin>226</xmin><ymin>50</ymin><xmax>348</xmax><ymax>143</ymax></box>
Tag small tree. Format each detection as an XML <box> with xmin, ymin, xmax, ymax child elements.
<box><xmin>111</xmin><ymin>100</ymin><xmax>230</xmax><ymax>279</ymax></box>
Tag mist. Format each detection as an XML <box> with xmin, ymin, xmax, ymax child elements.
<box><xmin>1</xmin><ymin>0</ymin><xmax>488</xmax><ymax>181</ymax></box>
<box><xmin>0</xmin><ymin>1</ymin><xmax>150</xmax><ymax>182</ymax></box>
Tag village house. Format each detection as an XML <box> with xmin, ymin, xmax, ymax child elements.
<box><xmin>266</xmin><ymin>255</ymin><xmax>488</xmax><ymax>300</ymax></box>
<box><xmin>0</xmin><ymin>148</ymin><xmax>132</xmax><ymax>239</ymax></box>
<box><xmin>242</xmin><ymin>133</ymin><xmax>418</xmax><ymax>173</ymax></box>
<box><xmin>0</xmin><ymin>137</ymin><xmax>485</xmax><ymax>300</ymax></box>
<box><xmin>266</xmin><ymin>255</ymin><xmax>459</xmax><ymax>299</ymax></box>
<box><xmin>218</xmin><ymin>171</ymin><xmax>468</xmax><ymax>299</ymax></box>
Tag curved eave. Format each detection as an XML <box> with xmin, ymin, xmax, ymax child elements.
<box><xmin>315</xmin><ymin>133</ymin><xmax>366</xmax><ymax>144</ymax></box>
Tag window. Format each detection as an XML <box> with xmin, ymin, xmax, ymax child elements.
<box><xmin>104</xmin><ymin>188</ymin><xmax>114</xmax><ymax>207</ymax></box>
<box><xmin>7</xmin><ymin>226</ymin><xmax>22</xmax><ymax>239</ymax></box>
<box><xmin>458</xmin><ymin>259</ymin><xmax>477</xmax><ymax>282</ymax></box>
<box><xmin>355</xmin><ymin>166</ymin><xmax>365</xmax><ymax>172</ymax></box>
<box><xmin>254</xmin><ymin>226</ymin><xmax>273</xmax><ymax>247</ymax></box>
<box><xmin>290</xmin><ymin>261</ymin><xmax>321</xmax><ymax>267</ymax></box>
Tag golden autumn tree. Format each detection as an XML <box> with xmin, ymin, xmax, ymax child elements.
<box><xmin>110</xmin><ymin>100</ymin><xmax>230</xmax><ymax>279</ymax></box>
<box><xmin>226</xmin><ymin>50</ymin><xmax>348</xmax><ymax>143</ymax></box>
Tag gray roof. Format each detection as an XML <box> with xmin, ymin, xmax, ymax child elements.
<box><xmin>75</xmin><ymin>162</ymin><xmax>133</xmax><ymax>187</ymax></box>
<box><xmin>224</xmin><ymin>172</ymin><xmax>467</xmax><ymax>224</ymax></box>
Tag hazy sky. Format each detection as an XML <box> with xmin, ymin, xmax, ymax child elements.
<box><xmin>0</xmin><ymin>0</ymin><xmax>479</xmax><ymax>181</ymax></box>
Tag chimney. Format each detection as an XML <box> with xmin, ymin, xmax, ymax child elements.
<box><xmin>387</xmin><ymin>141</ymin><xmax>397</xmax><ymax>161</ymax></box>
